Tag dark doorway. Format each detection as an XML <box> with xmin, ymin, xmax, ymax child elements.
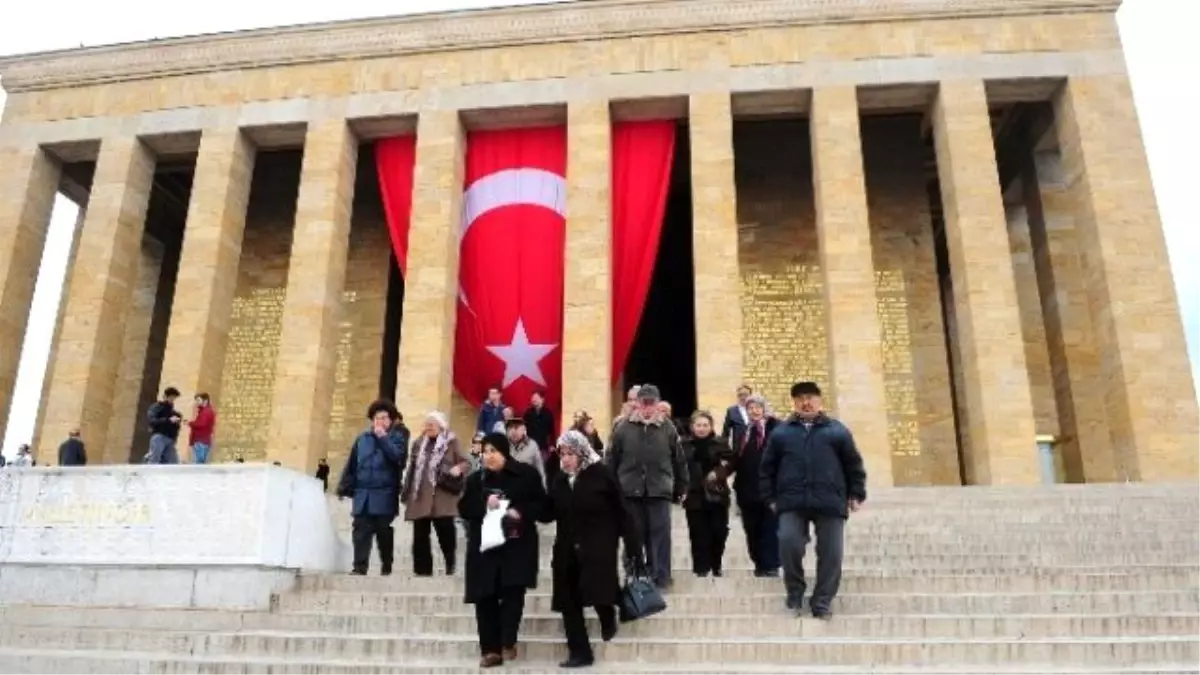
<box><xmin>622</xmin><ymin>121</ymin><xmax>698</xmax><ymax>415</ymax></box>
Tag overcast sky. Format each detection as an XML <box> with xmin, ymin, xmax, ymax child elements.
<box><xmin>1</xmin><ymin>0</ymin><xmax>1195</xmax><ymax>457</ymax></box>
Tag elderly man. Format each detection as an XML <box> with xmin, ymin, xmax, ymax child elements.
<box><xmin>607</xmin><ymin>384</ymin><xmax>687</xmax><ymax>589</ymax></box>
<box><xmin>760</xmin><ymin>381</ymin><xmax>867</xmax><ymax>620</ymax></box>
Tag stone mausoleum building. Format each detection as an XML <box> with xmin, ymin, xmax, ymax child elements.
<box><xmin>0</xmin><ymin>0</ymin><xmax>1195</xmax><ymax>485</ymax></box>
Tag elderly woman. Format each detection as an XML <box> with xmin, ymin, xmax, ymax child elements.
<box><xmin>403</xmin><ymin>411</ymin><xmax>469</xmax><ymax>577</ymax></box>
<box><xmin>540</xmin><ymin>430</ymin><xmax>640</xmax><ymax>669</ymax></box>
<box><xmin>682</xmin><ymin>411</ymin><xmax>736</xmax><ymax>577</ymax></box>
<box><xmin>731</xmin><ymin>395</ymin><xmax>781</xmax><ymax>577</ymax></box>
<box><xmin>460</xmin><ymin>433</ymin><xmax>545</xmax><ymax>668</ymax></box>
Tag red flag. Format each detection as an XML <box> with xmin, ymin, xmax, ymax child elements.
<box><xmin>454</xmin><ymin>126</ymin><xmax>567</xmax><ymax>418</ymax></box>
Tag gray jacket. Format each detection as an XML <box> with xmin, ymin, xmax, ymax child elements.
<box><xmin>606</xmin><ymin>416</ymin><xmax>687</xmax><ymax>500</ymax></box>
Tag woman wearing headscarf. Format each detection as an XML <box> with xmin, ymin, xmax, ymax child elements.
<box><xmin>459</xmin><ymin>433</ymin><xmax>546</xmax><ymax>668</ymax></box>
<box><xmin>682</xmin><ymin>410</ymin><xmax>736</xmax><ymax>577</ymax></box>
<box><xmin>402</xmin><ymin>411</ymin><xmax>469</xmax><ymax>577</ymax></box>
<box><xmin>540</xmin><ymin>430</ymin><xmax>641</xmax><ymax>668</ymax></box>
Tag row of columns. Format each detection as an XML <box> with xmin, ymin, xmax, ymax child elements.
<box><xmin>0</xmin><ymin>76</ymin><xmax>1194</xmax><ymax>482</ymax></box>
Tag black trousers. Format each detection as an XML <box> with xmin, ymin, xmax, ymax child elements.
<box><xmin>559</xmin><ymin>550</ymin><xmax>616</xmax><ymax>659</ymax></box>
<box><xmin>778</xmin><ymin>510</ymin><xmax>845</xmax><ymax>613</ymax></box>
<box><xmin>412</xmin><ymin>517</ymin><xmax>457</xmax><ymax>576</ymax></box>
<box><xmin>351</xmin><ymin>515</ymin><xmax>394</xmax><ymax>573</ymax></box>
<box><xmin>474</xmin><ymin>586</ymin><xmax>527</xmax><ymax>655</ymax></box>
<box><xmin>739</xmin><ymin>501</ymin><xmax>780</xmax><ymax>572</ymax></box>
<box><xmin>685</xmin><ymin>503</ymin><xmax>730</xmax><ymax>575</ymax></box>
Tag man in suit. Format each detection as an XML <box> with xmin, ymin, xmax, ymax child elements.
<box><xmin>721</xmin><ymin>384</ymin><xmax>754</xmax><ymax>440</ymax></box>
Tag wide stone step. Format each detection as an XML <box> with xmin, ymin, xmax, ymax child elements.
<box><xmin>4</xmin><ymin>648</ymin><xmax>1198</xmax><ymax>675</ymax></box>
<box><xmin>5</xmin><ymin>606</ymin><xmax>1196</xmax><ymax>640</ymax></box>
<box><xmin>4</xmin><ymin>625</ymin><xmax>1197</xmax><ymax>666</ymax></box>
<box><xmin>276</xmin><ymin>589</ymin><xmax>1200</xmax><ymax>616</ymax></box>
<box><xmin>296</xmin><ymin>567</ymin><xmax>1200</xmax><ymax>595</ymax></box>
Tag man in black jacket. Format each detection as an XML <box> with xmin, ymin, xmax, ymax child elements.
<box><xmin>57</xmin><ymin>428</ymin><xmax>87</xmax><ymax>466</ymax></box>
<box><xmin>146</xmin><ymin>387</ymin><xmax>183</xmax><ymax>464</ymax></box>
<box><xmin>607</xmin><ymin>384</ymin><xmax>687</xmax><ymax>589</ymax></box>
<box><xmin>759</xmin><ymin>381</ymin><xmax>866</xmax><ymax>620</ymax></box>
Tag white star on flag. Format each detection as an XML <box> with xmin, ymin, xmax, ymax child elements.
<box><xmin>486</xmin><ymin>319</ymin><xmax>558</xmax><ymax>387</ymax></box>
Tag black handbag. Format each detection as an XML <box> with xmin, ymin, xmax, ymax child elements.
<box><xmin>618</xmin><ymin>562</ymin><xmax>667</xmax><ymax>623</ymax></box>
<box><xmin>437</xmin><ymin>468</ymin><xmax>465</xmax><ymax>495</ymax></box>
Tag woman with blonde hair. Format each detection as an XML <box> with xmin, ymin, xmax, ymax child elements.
<box><xmin>403</xmin><ymin>411</ymin><xmax>469</xmax><ymax>576</ymax></box>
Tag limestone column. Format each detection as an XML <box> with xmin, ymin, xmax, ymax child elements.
<box><xmin>690</xmin><ymin>93</ymin><xmax>743</xmax><ymax>415</ymax></box>
<box><xmin>104</xmin><ymin>237</ymin><xmax>165</xmax><ymax>463</ymax></box>
<box><xmin>158</xmin><ymin>129</ymin><xmax>255</xmax><ymax>449</ymax></box>
<box><xmin>1053</xmin><ymin>75</ymin><xmax>1199</xmax><ymax>481</ymax></box>
<box><xmin>265</xmin><ymin>121</ymin><xmax>358</xmax><ymax>470</ymax></box>
<box><xmin>31</xmin><ymin>206</ymin><xmax>86</xmax><ymax>458</ymax></box>
<box><xmin>1021</xmin><ymin>150</ymin><xmax>1115</xmax><ymax>483</ymax></box>
<box><xmin>394</xmin><ymin>111</ymin><xmax>465</xmax><ymax>420</ymax></box>
<box><xmin>809</xmin><ymin>87</ymin><xmax>894</xmax><ymax>484</ymax></box>
<box><xmin>930</xmin><ymin>81</ymin><xmax>1039</xmax><ymax>485</ymax></box>
<box><xmin>37</xmin><ymin>136</ymin><xmax>156</xmax><ymax>460</ymax></box>
<box><xmin>563</xmin><ymin>101</ymin><xmax>613</xmax><ymax>433</ymax></box>
<box><xmin>0</xmin><ymin>146</ymin><xmax>61</xmax><ymax>443</ymax></box>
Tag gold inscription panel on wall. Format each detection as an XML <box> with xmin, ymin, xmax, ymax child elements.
<box><xmin>216</xmin><ymin>287</ymin><xmax>286</xmax><ymax>461</ymax></box>
<box><xmin>326</xmin><ymin>291</ymin><xmax>359</xmax><ymax>468</ymax></box>
<box><xmin>875</xmin><ymin>268</ymin><xmax>923</xmax><ymax>483</ymax></box>
<box><xmin>740</xmin><ymin>263</ymin><xmax>829</xmax><ymax>413</ymax></box>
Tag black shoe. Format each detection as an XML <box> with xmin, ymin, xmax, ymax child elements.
<box><xmin>712</xmin><ymin>568</ymin><xmax>723</xmax><ymax>578</ymax></box>
<box><xmin>413</xmin><ymin>571</ymin><xmax>433</xmax><ymax>578</ymax></box>
<box><xmin>695</xmin><ymin>571</ymin><xmax>709</xmax><ymax>578</ymax></box>
<box><xmin>600</xmin><ymin>620</ymin><xmax>618</xmax><ymax>643</ymax></box>
<box><xmin>446</xmin><ymin>564</ymin><xmax>456</xmax><ymax>576</ymax></box>
<box><xmin>350</xmin><ymin>569</ymin><xmax>367</xmax><ymax>576</ymax></box>
<box><xmin>785</xmin><ymin>593</ymin><xmax>802</xmax><ymax>611</ymax></box>
<box><xmin>559</xmin><ymin>654</ymin><xmax>595</xmax><ymax>668</ymax></box>
<box><xmin>812</xmin><ymin>609</ymin><xmax>832</xmax><ymax>621</ymax></box>
<box><xmin>380</xmin><ymin>565</ymin><xmax>392</xmax><ymax>576</ymax></box>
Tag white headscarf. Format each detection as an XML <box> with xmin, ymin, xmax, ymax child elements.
<box><xmin>413</xmin><ymin>410</ymin><xmax>454</xmax><ymax>487</ymax></box>
<box><xmin>557</xmin><ymin>430</ymin><xmax>601</xmax><ymax>474</ymax></box>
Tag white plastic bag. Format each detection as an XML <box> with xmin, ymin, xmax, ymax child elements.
<box><xmin>480</xmin><ymin>498</ymin><xmax>511</xmax><ymax>552</ymax></box>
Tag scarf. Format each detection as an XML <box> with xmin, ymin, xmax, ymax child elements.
<box><xmin>413</xmin><ymin>411</ymin><xmax>453</xmax><ymax>487</ymax></box>
<box><xmin>558</xmin><ymin>429</ymin><xmax>601</xmax><ymax>475</ymax></box>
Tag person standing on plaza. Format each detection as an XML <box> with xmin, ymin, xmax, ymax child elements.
<box><xmin>606</xmin><ymin>384</ymin><xmax>687</xmax><ymax>589</ymax></box>
<box><xmin>759</xmin><ymin>381</ymin><xmax>867</xmax><ymax>619</ymax></box>
<box><xmin>541</xmin><ymin>430</ymin><xmax>640</xmax><ymax>668</ymax></box>
<box><xmin>403</xmin><ymin>411</ymin><xmax>469</xmax><ymax>577</ymax></box>
<box><xmin>732</xmin><ymin>394</ymin><xmax>781</xmax><ymax>577</ymax></box>
<box><xmin>460</xmin><ymin>432</ymin><xmax>545</xmax><ymax>668</ymax></box>
<box><xmin>187</xmin><ymin>392</ymin><xmax>216</xmax><ymax>464</ymax></box>
<box><xmin>506</xmin><ymin>417</ymin><xmax>546</xmax><ymax>487</ymax></box>
<box><xmin>476</xmin><ymin>387</ymin><xmax>506</xmax><ymax>436</ymax></box>
<box><xmin>315</xmin><ymin>458</ymin><xmax>331</xmax><ymax>492</ymax></box>
<box><xmin>338</xmin><ymin>400</ymin><xmax>406</xmax><ymax>576</ymax></box>
<box><xmin>522</xmin><ymin>389</ymin><xmax>556</xmax><ymax>457</ymax></box>
<box><xmin>681</xmin><ymin>411</ymin><xmax>734</xmax><ymax>577</ymax></box>
<box><xmin>146</xmin><ymin>387</ymin><xmax>183</xmax><ymax>464</ymax></box>
<box><xmin>57</xmin><ymin>428</ymin><xmax>87</xmax><ymax>467</ymax></box>
<box><xmin>722</xmin><ymin>384</ymin><xmax>753</xmax><ymax>440</ymax></box>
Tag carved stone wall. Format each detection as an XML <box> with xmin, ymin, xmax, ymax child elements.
<box><xmin>213</xmin><ymin>150</ymin><xmax>389</xmax><ymax>465</ymax></box>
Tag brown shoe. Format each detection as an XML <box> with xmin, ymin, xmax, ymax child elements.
<box><xmin>502</xmin><ymin>645</ymin><xmax>519</xmax><ymax>662</ymax></box>
<box><xmin>479</xmin><ymin>653</ymin><xmax>503</xmax><ymax>668</ymax></box>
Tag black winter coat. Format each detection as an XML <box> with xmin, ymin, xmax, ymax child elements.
<box><xmin>540</xmin><ymin>463</ymin><xmax>639</xmax><ymax>612</ymax></box>
<box><xmin>523</xmin><ymin>404</ymin><xmax>557</xmax><ymax>455</ymax></box>
<box><xmin>459</xmin><ymin>460</ymin><xmax>546</xmax><ymax>603</ymax></box>
<box><xmin>57</xmin><ymin>438</ymin><xmax>87</xmax><ymax>467</ymax></box>
<box><xmin>758</xmin><ymin>414</ymin><xmax>867</xmax><ymax>519</ymax></box>
<box><xmin>607</xmin><ymin>417</ymin><xmax>687</xmax><ymax>500</ymax></box>
<box><xmin>681</xmin><ymin>435</ymin><xmax>735</xmax><ymax>510</ymax></box>
<box><xmin>147</xmin><ymin>401</ymin><xmax>181</xmax><ymax>440</ymax></box>
<box><xmin>731</xmin><ymin>417</ymin><xmax>779</xmax><ymax>505</ymax></box>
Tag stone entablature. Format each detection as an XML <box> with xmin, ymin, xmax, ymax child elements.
<box><xmin>0</xmin><ymin>0</ymin><xmax>1119</xmax><ymax>92</ymax></box>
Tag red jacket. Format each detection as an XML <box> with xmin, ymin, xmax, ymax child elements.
<box><xmin>190</xmin><ymin>406</ymin><xmax>216</xmax><ymax>445</ymax></box>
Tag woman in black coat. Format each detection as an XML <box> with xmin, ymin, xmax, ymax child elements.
<box><xmin>539</xmin><ymin>430</ymin><xmax>641</xmax><ymax>669</ymax></box>
<box><xmin>459</xmin><ymin>433</ymin><xmax>546</xmax><ymax>668</ymax></box>
<box><xmin>681</xmin><ymin>410</ymin><xmax>736</xmax><ymax>577</ymax></box>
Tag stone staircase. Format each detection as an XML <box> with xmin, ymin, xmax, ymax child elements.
<box><xmin>0</xmin><ymin>483</ymin><xmax>1197</xmax><ymax>673</ymax></box>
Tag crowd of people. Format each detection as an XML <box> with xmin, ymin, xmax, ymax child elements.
<box><xmin>336</xmin><ymin>380</ymin><xmax>868</xmax><ymax>669</ymax></box>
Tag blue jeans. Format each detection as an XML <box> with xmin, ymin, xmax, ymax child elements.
<box><xmin>192</xmin><ymin>442</ymin><xmax>211</xmax><ymax>464</ymax></box>
<box><xmin>147</xmin><ymin>434</ymin><xmax>179</xmax><ymax>464</ymax></box>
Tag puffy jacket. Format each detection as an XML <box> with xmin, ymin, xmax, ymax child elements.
<box><xmin>758</xmin><ymin>414</ymin><xmax>867</xmax><ymax>519</ymax></box>
<box><xmin>147</xmin><ymin>401</ymin><xmax>181</xmax><ymax>440</ymax></box>
<box><xmin>606</xmin><ymin>416</ymin><xmax>687</xmax><ymax>500</ymax></box>
<box><xmin>337</xmin><ymin>430</ymin><xmax>405</xmax><ymax>518</ymax></box>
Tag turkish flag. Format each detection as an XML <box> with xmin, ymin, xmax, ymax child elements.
<box><xmin>454</xmin><ymin>126</ymin><xmax>567</xmax><ymax>418</ymax></box>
